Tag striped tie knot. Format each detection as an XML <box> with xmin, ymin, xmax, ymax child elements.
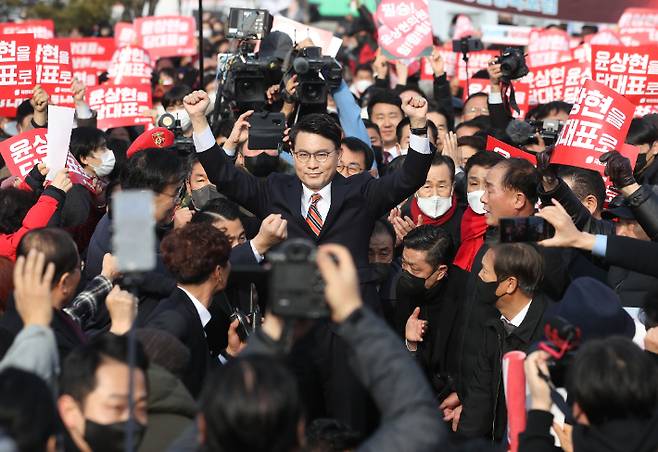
<box><xmin>306</xmin><ymin>193</ymin><xmax>324</xmax><ymax>237</ymax></box>
<box><xmin>311</xmin><ymin>193</ymin><xmax>322</xmax><ymax>205</ymax></box>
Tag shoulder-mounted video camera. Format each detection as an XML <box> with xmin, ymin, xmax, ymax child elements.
<box><xmin>282</xmin><ymin>45</ymin><xmax>342</xmax><ymax>107</ymax></box>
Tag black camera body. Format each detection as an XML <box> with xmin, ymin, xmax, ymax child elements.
<box><xmin>495</xmin><ymin>47</ymin><xmax>529</xmax><ymax>83</ymax></box>
<box><xmin>226</xmin><ymin>8</ymin><xmax>273</xmax><ymax>40</ymax></box>
<box><xmin>528</xmin><ymin>119</ymin><xmax>564</xmax><ymax>146</ymax></box>
<box><xmin>452</xmin><ymin>37</ymin><xmax>484</xmax><ymax>55</ymax></box>
<box><xmin>228</xmin><ymin>52</ymin><xmax>270</xmax><ymax>112</ymax></box>
<box><xmin>269</xmin><ymin>239</ymin><xmax>328</xmax><ymax>319</ymax></box>
<box><xmin>539</xmin><ymin>317</ymin><xmax>581</xmax><ymax>388</ymax></box>
<box><xmin>285</xmin><ymin>46</ymin><xmax>342</xmax><ymax>106</ymax></box>
<box><xmin>157</xmin><ymin>113</ymin><xmax>195</xmax><ymax>154</ymax></box>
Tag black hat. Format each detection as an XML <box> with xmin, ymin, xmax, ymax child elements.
<box><xmin>602</xmin><ymin>195</ymin><xmax>635</xmax><ymax>221</ymax></box>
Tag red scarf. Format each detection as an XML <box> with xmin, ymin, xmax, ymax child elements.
<box><xmin>453</xmin><ymin>207</ymin><xmax>488</xmax><ymax>271</ymax></box>
<box><xmin>410</xmin><ymin>195</ymin><xmax>458</xmax><ymax>226</ymax></box>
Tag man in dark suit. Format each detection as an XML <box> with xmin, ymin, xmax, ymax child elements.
<box><xmin>183</xmin><ymin>90</ymin><xmax>434</xmax><ymax>433</ymax></box>
<box><xmin>455</xmin><ymin>242</ymin><xmax>555</xmax><ymax>443</ymax></box>
<box><xmin>146</xmin><ymin>222</ymin><xmax>233</xmax><ymax>398</ymax></box>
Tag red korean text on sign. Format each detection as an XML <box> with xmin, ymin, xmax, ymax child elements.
<box><xmin>525</xmin><ymin>60</ymin><xmax>591</xmax><ymax>105</ymax></box>
<box><xmin>486</xmin><ymin>136</ymin><xmax>537</xmax><ymax>165</ymax></box>
<box><xmin>0</xmin><ymin>20</ymin><xmax>54</xmax><ymax>39</ymax></box>
<box><xmin>134</xmin><ymin>16</ymin><xmax>196</xmax><ymax>60</ymax></box>
<box><xmin>0</xmin><ymin>35</ymin><xmax>37</xmax><ymax>99</ymax></box>
<box><xmin>86</xmin><ymin>84</ymin><xmax>153</xmax><ymax>129</ymax></box>
<box><xmin>550</xmin><ymin>79</ymin><xmax>636</xmax><ymax>175</ymax></box>
<box><xmin>107</xmin><ymin>46</ymin><xmax>153</xmax><ymax>85</ymax></box>
<box><xmin>375</xmin><ymin>0</ymin><xmax>433</xmax><ymax>60</ymax></box>
<box><xmin>527</xmin><ymin>28</ymin><xmax>572</xmax><ymax>68</ymax></box>
<box><xmin>591</xmin><ymin>45</ymin><xmax>658</xmax><ymax>105</ymax></box>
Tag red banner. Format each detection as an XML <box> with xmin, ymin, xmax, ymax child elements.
<box><xmin>114</xmin><ymin>22</ymin><xmax>137</xmax><ymax>48</ymax></box>
<box><xmin>35</xmin><ymin>40</ymin><xmax>74</xmax><ymax>104</ymax></box>
<box><xmin>456</xmin><ymin>50</ymin><xmax>498</xmax><ymax>82</ymax></box>
<box><xmin>503</xmin><ymin>351</ymin><xmax>527</xmax><ymax>452</ymax></box>
<box><xmin>591</xmin><ymin>45</ymin><xmax>658</xmax><ymax>105</ymax></box>
<box><xmin>527</xmin><ymin>28</ymin><xmax>572</xmax><ymax>68</ymax></box>
<box><xmin>525</xmin><ymin>60</ymin><xmax>591</xmax><ymax>105</ymax></box>
<box><xmin>134</xmin><ymin>16</ymin><xmax>196</xmax><ymax>60</ymax></box>
<box><xmin>87</xmin><ymin>84</ymin><xmax>152</xmax><ymax>129</ymax></box>
<box><xmin>0</xmin><ymin>20</ymin><xmax>54</xmax><ymax>39</ymax></box>
<box><xmin>0</xmin><ymin>98</ymin><xmax>22</xmax><ymax>118</ymax></box>
<box><xmin>486</xmin><ymin>136</ymin><xmax>538</xmax><ymax>165</ymax></box>
<box><xmin>0</xmin><ymin>35</ymin><xmax>36</xmax><ymax>99</ymax></box>
<box><xmin>374</xmin><ymin>0</ymin><xmax>433</xmax><ymax>60</ymax></box>
<box><xmin>462</xmin><ymin>79</ymin><xmax>530</xmax><ymax>119</ymax></box>
<box><xmin>619</xmin><ymin>8</ymin><xmax>658</xmax><ymax>30</ymax></box>
<box><xmin>551</xmin><ymin>80</ymin><xmax>635</xmax><ymax>174</ymax></box>
<box><xmin>107</xmin><ymin>46</ymin><xmax>153</xmax><ymax>85</ymax></box>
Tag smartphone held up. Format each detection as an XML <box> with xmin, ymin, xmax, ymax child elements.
<box><xmin>499</xmin><ymin>216</ymin><xmax>555</xmax><ymax>243</ymax></box>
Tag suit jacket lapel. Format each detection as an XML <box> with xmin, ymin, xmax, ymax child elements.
<box><xmin>319</xmin><ymin>175</ymin><xmax>347</xmax><ymax>239</ymax></box>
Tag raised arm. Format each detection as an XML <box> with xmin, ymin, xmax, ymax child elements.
<box><xmin>184</xmin><ymin>91</ymin><xmax>269</xmax><ymax>217</ymax></box>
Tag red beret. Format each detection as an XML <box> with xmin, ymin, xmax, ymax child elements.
<box><xmin>126</xmin><ymin>127</ymin><xmax>175</xmax><ymax>158</ymax></box>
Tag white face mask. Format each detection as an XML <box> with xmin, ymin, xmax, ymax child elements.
<box><xmin>173</xmin><ymin>109</ymin><xmax>192</xmax><ymax>131</ymax></box>
<box><xmin>467</xmin><ymin>190</ymin><xmax>486</xmax><ymax>215</ymax></box>
<box><xmin>417</xmin><ymin>195</ymin><xmax>452</xmax><ymax>218</ymax></box>
<box><xmin>2</xmin><ymin>120</ymin><xmax>17</xmax><ymax>136</ymax></box>
<box><xmin>92</xmin><ymin>149</ymin><xmax>116</xmax><ymax>177</ymax></box>
<box><xmin>351</xmin><ymin>79</ymin><xmax>373</xmax><ymax>96</ymax></box>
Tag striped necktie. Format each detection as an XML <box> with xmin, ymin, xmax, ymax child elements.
<box><xmin>306</xmin><ymin>193</ymin><xmax>323</xmax><ymax>236</ymax></box>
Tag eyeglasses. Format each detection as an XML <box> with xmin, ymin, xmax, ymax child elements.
<box><xmin>293</xmin><ymin>150</ymin><xmax>335</xmax><ymax>163</ymax></box>
<box><xmin>157</xmin><ymin>184</ymin><xmax>185</xmax><ymax>202</ymax></box>
<box><xmin>337</xmin><ymin>163</ymin><xmax>364</xmax><ymax>175</ymax></box>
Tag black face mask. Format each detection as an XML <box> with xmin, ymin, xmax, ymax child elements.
<box><xmin>371</xmin><ymin>262</ymin><xmax>391</xmax><ymax>284</ymax></box>
<box><xmin>244</xmin><ymin>152</ymin><xmax>279</xmax><ymax>177</ymax></box>
<box><xmin>84</xmin><ymin>420</ymin><xmax>145</xmax><ymax>452</ymax></box>
<box><xmin>396</xmin><ymin>270</ymin><xmax>428</xmax><ymax>298</ymax></box>
<box><xmin>191</xmin><ymin>184</ymin><xmax>221</xmax><ymax>210</ymax></box>
<box><xmin>474</xmin><ymin>278</ymin><xmax>501</xmax><ymax>306</ymax></box>
<box><xmin>635</xmin><ymin>153</ymin><xmax>648</xmax><ymax>173</ymax></box>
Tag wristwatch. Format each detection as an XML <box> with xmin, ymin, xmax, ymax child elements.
<box><xmin>410</xmin><ymin>126</ymin><xmax>428</xmax><ymax>136</ymax></box>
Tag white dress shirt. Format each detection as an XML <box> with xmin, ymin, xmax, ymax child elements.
<box><xmin>301</xmin><ymin>183</ymin><xmax>332</xmax><ymax>220</ymax></box>
<box><xmin>178</xmin><ymin>286</ymin><xmax>211</xmax><ymax>329</ymax></box>
<box><xmin>501</xmin><ymin>299</ymin><xmax>532</xmax><ymax>328</ymax></box>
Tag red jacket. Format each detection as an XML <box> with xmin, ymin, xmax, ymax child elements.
<box><xmin>0</xmin><ymin>186</ymin><xmax>64</xmax><ymax>261</ymax></box>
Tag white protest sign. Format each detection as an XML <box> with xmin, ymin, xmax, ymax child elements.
<box><xmin>44</xmin><ymin>105</ymin><xmax>75</xmax><ymax>180</ymax></box>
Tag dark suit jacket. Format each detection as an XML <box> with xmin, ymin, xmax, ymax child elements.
<box><xmin>458</xmin><ymin>293</ymin><xmax>556</xmax><ymax>443</ymax></box>
<box><xmin>197</xmin><ymin>142</ymin><xmax>435</xmax><ymax>282</ymax></box>
<box><xmin>146</xmin><ymin>288</ymin><xmax>215</xmax><ymax>398</ymax></box>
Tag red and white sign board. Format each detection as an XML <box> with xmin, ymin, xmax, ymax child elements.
<box><xmin>374</xmin><ymin>0</ymin><xmax>434</xmax><ymax>60</ymax></box>
<box><xmin>634</xmin><ymin>104</ymin><xmax>658</xmax><ymax>117</ymax></box>
<box><xmin>114</xmin><ymin>22</ymin><xmax>137</xmax><ymax>48</ymax></box>
<box><xmin>0</xmin><ymin>98</ymin><xmax>22</xmax><ymax>118</ymax></box>
<box><xmin>618</xmin><ymin>8</ymin><xmax>658</xmax><ymax>32</ymax></box>
<box><xmin>527</xmin><ymin>28</ymin><xmax>572</xmax><ymax>68</ymax></box>
<box><xmin>584</xmin><ymin>30</ymin><xmax>622</xmax><ymax>46</ymax></box>
<box><xmin>452</xmin><ymin>14</ymin><xmax>476</xmax><ymax>40</ymax></box>
<box><xmin>270</xmin><ymin>16</ymin><xmax>342</xmax><ymax>58</ymax></box>
<box><xmin>107</xmin><ymin>46</ymin><xmax>153</xmax><ymax>85</ymax></box>
<box><xmin>86</xmin><ymin>84</ymin><xmax>153</xmax><ymax>129</ymax></box>
<box><xmin>456</xmin><ymin>50</ymin><xmax>498</xmax><ymax>82</ymax></box>
<box><xmin>486</xmin><ymin>135</ymin><xmax>537</xmax><ymax>165</ymax></box>
<box><xmin>134</xmin><ymin>16</ymin><xmax>196</xmax><ymax>60</ymax></box>
<box><xmin>525</xmin><ymin>60</ymin><xmax>591</xmax><ymax>105</ymax></box>
<box><xmin>462</xmin><ymin>79</ymin><xmax>530</xmax><ymax>119</ymax></box>
<box><xmin>0</xmin><ymin>20</ymin><xmax>54</xmax><ymax>39</ymax></box>
<box><xmin>591</xmin><ymin>45</ymin><xmax>658</xmax><ymax>105</ymax></box>
<box><xmin>550</xmin><ymin>79</ymin><xmax>635</xmax><ymax>175</ymax></box>
<box><xmin>619</xmin><ymin>30</ymin><xmax>658</xmax><ymax>46</ymax></box>
<box><xmin>0</xmin><ymin>128</ymin><xmax>96</xmax><ymax>191</ymax></box>
<box><xmin>420</xmin><ymin>46</ymin><xmax>456</xmax><ymax>80</ymax></box>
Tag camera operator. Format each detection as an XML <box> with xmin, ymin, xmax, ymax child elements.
<box><xmin>195</xmin><ymin>244</ymin><xmax>445</xmax><ymax>452</ymax></box>
<box><xmin>520</xmin><ymin>337</ymin><xmax>658</xmax><ymax>452</ymax></box>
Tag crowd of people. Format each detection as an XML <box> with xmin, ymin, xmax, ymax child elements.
<box><xmin>0</xmin><ymin>7</ymin><xmax>657</xmax><ymax>452</ymax></box>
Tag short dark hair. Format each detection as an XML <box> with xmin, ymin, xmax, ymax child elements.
<box><xmin>192</xmin><ymin>197</ymin><xmax>242</xmax><ymax>225</ymax></box>
<box><xmin>362</xmin><ymin>118</ymin><xmax>380</xmax><ymax>135</ymax></box>
<box><xmin>626</xmin><ymin>117</ymin><xmax>658</xmax><ymax>146</ymax></box>
<box><xmin>70</xmin><ymin>127</ymin><xmax>107</xmax><ymax>162</ymax></box>
<box><xmin>306</xmin><ymin>418</ymin><xmax>362</xmax><ymax>451</ymax></box>
<box><xmin>60</xmin><ymin>334</ymin><xmax>149</xmax><ymax>404</ymax></box>
<box><xmin>395</xmin><ymin>117</ymin><xmax>438</xmax><ymax>144</ymax></box>
<box><xmin>121</xmin><ymin>147</ymin><xmax>188</xmax><ymax>193</ymax></box>
<box><xmin>427</xmin><ymin>101</ymin><xmax>454</xmax><ymax>131</ymax></box>
<box><xmin>495</xmin><ymin>158</ymin><xmax>540</xmax><ymax>205</ymax></box>
<box><xmin>161</xmin><ymin>222</ymin><xmax>231</xmax><ymax>284</ymax></box>
<box><xmin>0</xmin><ymin>368</ymin><xmax>58</xmax><ymax>452</ymax></box>
<box><xmin>0</xmin><ymin>187</ymin><xmax>38</xmax><ymax>234</ymax></box>
<box><xmin>457</xmin><ymin>135</ymin><xmax>486</xmax><ymax>152</ymax></box>
<box><xmin>212</xmin><ymin>118</ymin><xmax>235</xmax><ymax>140</ymax></box>
<box><xmin>290</xmin><ymin>113</ymin><xmax>342</xmax><ymax>151</ymax></box>
<box><xmin>341</xmin><ymin>137</ymin><xmax>374</xmax><ymax>170</ymax></box>
<box><xmin>367</xmin><ymin>89</ymin><xmax>403</xmax><ymax>118</ymax></box>
<box><xmin>557</xmin><ymin>166</ymin><xmax>606</xmax><ymax>213</ymax></box>
<box><xmin>455</xmin><ymin>118</ymin><xmax>485</xmax><ymax>134</ymax></box>
<box><xmin>17</xmin><ymin>228</ymin><xmax>79</xmax><ymax>287</ymax></box>
<box><xmin>464</xmin><ymin>92</ymin><xmax>489</xmax><ymax>107</ymax></box>
<box><xmin>464</xmin><ymin>151</ymin><xmax>504</xmax><ymax>178</ymax></box>
<box><xmin>201</xmin><ymin>355</ymin><xmax>301</xmax><ymax>452</ymax></box>
<box><xmin>372</xmin><ymin>219</ymin><xmax>395</xmax><ymax>244</ymax></box>
<box><xmin>162</xmin><ymin>84</ymin><xmax>193</xmax><ymax>110</ymax></box>
<box><xmin>354</xmin><ymin>63</ymin><xmax>373</xmax><ymax>76</ymax></box>
<box><xmin>568</xmin><ymin>337</ymin><xmax>658</xmax><ymax>426</ymax></box>
<box><xmin>430</xmin><ymin>154</ymin><xmax>456</xmax><ymax>183</ymax></box>
<box><xmin>15</xmin><ymin>100</ymin><xmax>33</xmax><ymax>127</ymax></box>
<box><xmin>532</xmin><ymin>101</ymin><xmax>573</xmax><ymax>121</ymax></box>
<box><xmin>403</xmin><ymin>225</ymin><xmax>454</xmax><ymax>268</ymax></box>
<box><xmin>491</xmin><ymin>243</ymin><xmax>543</xmax><ymax>296</ymax></box>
